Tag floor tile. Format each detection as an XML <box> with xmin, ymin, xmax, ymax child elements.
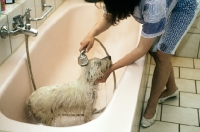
<box><xmin>199</xmin><ymin>109</ymin><xmax>200</xmax><ymax>124</ymax></box>
<box><xmin>171</xmin><ymin>57</ymin><xmax>194</xmax><ymax>68</ymax></box>
<box><xmin>151</xmin><ymin>56</ymin><xmax>194</xmax><ymax>68</ymax></box>
<box><xmin>147</xmin><ymin>77</ymin><xmax>196</xmax><ymax>93</ymax></box>
<box><xmin>149</xmin><ymin>65</ymin><xmax>179</xmax><ymax>78</ymax></box>
<box><xmin>147</xmin><ymin>75</ymin><xmax>152</xmax><ymax>88</ymax></box>
<box><xmin>197</xmin><ymin>81</ymin><xmax>200</xmax><ymax>94</ymax></box>
<box><xmin>180</xmin><ymin>92</ymin><xmax>200</xmax><ymax>108</ymax></box>
<box><xmin>162</xmin><ymin>105</ymin><xmax>199</xmax><ymax>126</ymax></box>
<box><xmin>176</xmin><ymin>78</ymin><xmax>196</xmax><ymax>93</ymax></box>
<box><xmin>173</xmin><ymin>67</ymin><xmax>180</xmax><ymax>78</ymax></box>
<box><xmin>180</xmin><ymin>125</ymin><xmax>200</xmax><ymax>132</ymax></box>
<box><xmin>194</xmin><ymin>59</ymin><xmax>200</xmax><ymax>69</ymax></box>
<box><xmin>149</xmin><ymin>65</ymin><xmax>155</xmax><ymax>75</ymax></box>
<box><xmin>140</xmin><ymin>121</ymin><xmax>179</xmax><ymax>132</ymax></box>
<box><xmin>180</xmin><ymin>68</ymin><xmax>200</xmax><ymax>81</ymax></box>
<box><xmin>144</xmin><ymin>88</ymin><xmax>151</xmax><ymax>102</ymax></box>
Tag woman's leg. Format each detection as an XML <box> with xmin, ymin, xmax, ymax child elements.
<box><xmin>144</xmin><ymin>51</ymin><xmax>176</xmax><ymax>119</ymax></box>
<box><xmin>149</xmin><ymin>52</ymin><xmax>178</xmax><ymax>99</ymax></box>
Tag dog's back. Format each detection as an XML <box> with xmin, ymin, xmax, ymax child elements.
<box><xmin>27</xmin><ymin>81</ymin><xmax>88</xmax><ymax>125</ymax></box>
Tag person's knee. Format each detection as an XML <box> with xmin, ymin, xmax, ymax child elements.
<box><xmin>155</xmin><ymin>50</ymin><xmax>171</xmax><ymax>64</ymax></box>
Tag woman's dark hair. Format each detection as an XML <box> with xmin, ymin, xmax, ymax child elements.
<box><xmin>96</xmin><ymin>0</ymin><xmax>141</xmax><ymax>25</ymax></box>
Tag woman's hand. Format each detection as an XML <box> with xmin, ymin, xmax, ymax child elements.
<box><xmin>79</xmin><ymin>36</ymin><xmax>95</xmax><ymax>53</ymax></box>
<box><xmin>95</xmin><ymin>68</ymin><xmax>112</xmax><ymax>83</ymax></box>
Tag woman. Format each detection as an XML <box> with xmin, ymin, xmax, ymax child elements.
<box><xmin>79</xmin><ymin>0</ymin><xmax>200</xmax><ymax>128</ymax></box>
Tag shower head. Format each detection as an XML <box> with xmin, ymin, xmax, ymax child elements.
<box><xmin>78</xmin><ymin>48</ymin><xmax>89</xmax><ymax>67</ymax></box>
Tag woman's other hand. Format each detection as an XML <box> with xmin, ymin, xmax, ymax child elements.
<box><xmin>95</xmin><ymin>68</ymin><xmax>112</xmax><ymax>83</ymax></box>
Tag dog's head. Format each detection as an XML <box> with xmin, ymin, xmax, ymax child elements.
<box><xmin>84</xmin><ymin>56</ymin><xmax>112</xmax><ymax>83</ymax></box>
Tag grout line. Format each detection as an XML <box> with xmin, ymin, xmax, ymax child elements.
<box><xmin>162</xmin><ymin>104</ymin><xmax>199</xmax><ymax>111</ymax></box>
<box><xmin>160</xmin><ymin>104</ymin><xmax>163</xmax><ymax>121</ymax></box>
<box><xmin>158</xmin><ymin>120</ymin><xmax>199</xmax><ymax>127</ymax></box>
<box><xmin>197</xmin><ymin>40</ymin><xmax>200</xmax><ymax>58</ymax></box>
<box><xmin>198</xmin><ymin>109</ymin><xmax>200</xmax><ymax>127</ymax></box>
<box><xmin>193</xmin><ymin>58</ymin><xmax>195</xmax><ymax>69</ymax></box>
<box><xmin>195</xmin><ymin>80</ymin><xmax>197</xmax><ymax>94</ymax></box>
<box><xmin>178</xmin><ymin>91</ymin><xmax>181</xmax><ymax>107</ymax></box>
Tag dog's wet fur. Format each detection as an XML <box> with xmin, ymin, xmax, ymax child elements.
<box><xmin>27</xmin><ymin>56</ymin><xmax>111</xmax><ymax>126</ymax></box>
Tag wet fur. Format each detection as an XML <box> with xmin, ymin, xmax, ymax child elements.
<box><xmin>27</xmin><ymin>57</ymin><xmax>111</xmax><ymax>126</ymax></box>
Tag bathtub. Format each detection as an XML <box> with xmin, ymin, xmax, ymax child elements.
<box><xmin>0</xmin><ymin>0</ymin><xmax>150</xmax><ymax>131</ymax></box>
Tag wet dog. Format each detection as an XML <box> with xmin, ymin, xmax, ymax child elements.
<box><xmin>27</xmin><ymin>56</ymin><xmax>111</xmax><ymax>126</ymax></box>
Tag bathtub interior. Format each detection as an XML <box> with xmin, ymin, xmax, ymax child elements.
<box><xmin>0</xmin><ymin>3</ymin><xmax>141</xmax><ymax>127</ymax></box>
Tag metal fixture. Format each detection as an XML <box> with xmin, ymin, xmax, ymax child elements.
<box><xmin>0</xmin><ymin>1</ymin><xmax>54</xmax><ymax>91</ymax></box>
<box><xmin>78</xmin><ymin>48</ymin><xmax>89</xmax><ymax>66</ymax></box>
<box><xmin>0</xmin><ymin>2</ymin><xmax>53</xmax><ymax>38</ymax></box>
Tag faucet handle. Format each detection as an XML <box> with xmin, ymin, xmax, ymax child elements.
<box><xmin>13</xmin><ymin>15</ymin><xmax>24</xmax><ymax>28</ymax></box>
<box><xmin>23</xmin><ymin>8</ymin><xmax>32</xmax><ymax>19</ymax></box>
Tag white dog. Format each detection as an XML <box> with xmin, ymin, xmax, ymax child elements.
<box><xmin>27</xmin><ymin>56</ymin><xmax>111</xmax><ymax>126</ymax></box>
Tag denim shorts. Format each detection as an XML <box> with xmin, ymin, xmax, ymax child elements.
<box><xmin>150</xmin><ymin>0</ymin><xmax>200</xmax><ymax>54</ymax></box>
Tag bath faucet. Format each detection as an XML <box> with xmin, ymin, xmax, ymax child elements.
<box><xmin>0</xmin><ymin>12</ymin><xmax>38</xmax><ymax>38</ymax></box>
<box><xmin>0</xmin><ymin>2</ymin><xmax>53</xmax><ymax>38</ymax></box>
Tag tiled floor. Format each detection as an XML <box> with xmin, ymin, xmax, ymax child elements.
<box><xmin>139</xmin><ymin>56</ymin><xmax>200</xmax><ymax>132</ymax></box>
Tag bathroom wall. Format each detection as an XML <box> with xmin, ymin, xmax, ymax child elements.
<box><xmin>175</xmin><ymin>12</ymin><xmax>200</xmax><ymax>58</ymax></box>
<box><xmin>0</xmin><ymin>0</ymin><xmax>65</xmax><ymax>65</ymax></box>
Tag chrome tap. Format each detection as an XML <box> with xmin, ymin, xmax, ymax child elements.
<box><xmin>0</xmin><ymin>2</ymin><xmax>53</xmax><ymax>38</ymax></box>
<box><xmin>0</xmin><ymin>11</ymin><xmax>38</xmax><ymax>38</ymax></box>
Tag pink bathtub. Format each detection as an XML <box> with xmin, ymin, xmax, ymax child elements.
<box><xmin>0</xmin><ymin>0</ymin><xmax>150</xmax><ymax>131</ymax></box>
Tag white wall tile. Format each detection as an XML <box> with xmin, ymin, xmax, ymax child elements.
<box><xmin>55</xmin><ymin>0</ymin><xmax>63</xmax><ymax>9</ymax></box>
<box><xmin>20</xmin><ymin>0</ymin><xmax>37</xmax><ymax>29</ymax></box>
<box><xmin>46</xmin><ymin>0</ymin><xmax>55</xmax><ymax>17</ymax></box>
<box><xmin>0</xmin><ymin>0</ymin><xmax>65</xmax><ymax>65</ymax></box>
<box><xmin>35</xmin><ymin>0</ymin><xmax>47</xmax><ymax>27</ymax></box>
<box><xmin>0</xmin><ymin>15</ymin><xmax>12</xmax><ymax>64</ymax></box>
<box><xmin>6</xmin><ymin>4</ymin><xmax>24</xmax><ymax>52</ymax></box>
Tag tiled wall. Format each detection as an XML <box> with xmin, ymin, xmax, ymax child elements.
<box><xmin>0</xmin><ymin>0</ymin><xmax>65</xmax><ymax>65</ymax></box>
<box><xmin>176</xmin><ymin>12</ymin><xmax>200</xmax><ymax>58</ymax></box>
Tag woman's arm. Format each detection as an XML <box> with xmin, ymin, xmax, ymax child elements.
<box><xmin>79</xmin><ymin>13</ymin><xmax>112</xmax><ymax>52</ymax></box>
<box><xmin>96</xmin><ymin>36</ymin><xmax>156</xmax><ymax>83</ymax></box>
